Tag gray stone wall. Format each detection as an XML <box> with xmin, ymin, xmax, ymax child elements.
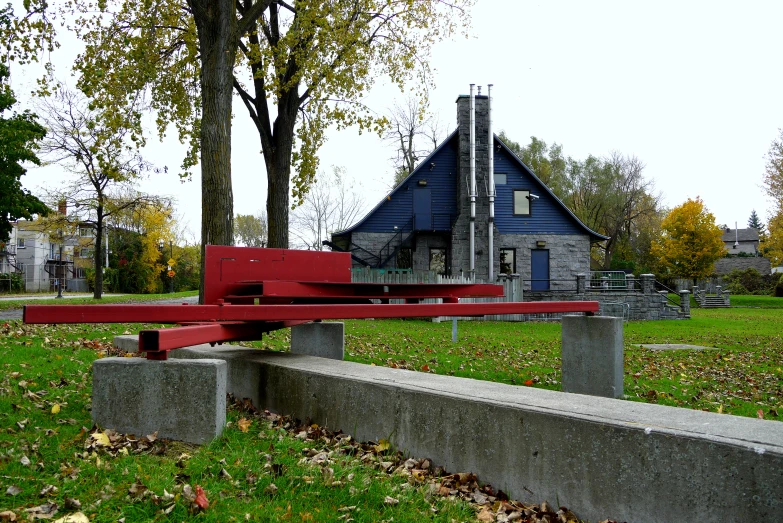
<box><xmin>714</xmin><ymin>257</ymin><xmax>771</xmax><ymax>275</ymax></box>
<box><xmin>496</xmin><ymin>233</ymin><xmax>590</xmax><ymax>288</ymax></box>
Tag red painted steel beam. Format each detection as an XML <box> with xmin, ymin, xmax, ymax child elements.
<box><xmin>25</xmin><ymin>301</ymin><xmax>599</xmax><ymax>324</ymax></box>
<box><xmin>138</xmin><ymin>320</ymin><xmax>309</xmax><ymax>359</ymax></box>
<box><xmin>241</xmin><ymin>281</ymin><xmax>505</xmax><ymax>299</ymax></box>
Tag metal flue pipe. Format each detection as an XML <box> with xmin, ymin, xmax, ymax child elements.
<box><xmin>469</xmin><ymin>84</ymin><xmax>476</xmax><ymax>277</ymax></box>
<box><xmin>488</xmin><ymin>84</ymin><xmax>495</xmax><ymax>281</ymax></box>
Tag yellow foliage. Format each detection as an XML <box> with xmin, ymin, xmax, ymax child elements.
<box><xmin>766</xmin><ymin>210</ymin><xmax>783</xmax><ymax>267</ymax></box>
<box><xmin>651</xmin><ymin>197</ymin><xmax>725</xmax><ymax>281</ymax></box>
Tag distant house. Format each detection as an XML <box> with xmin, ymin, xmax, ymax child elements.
<box><xmin>714</xmin><ymin>226</ymin><xmax>771</xmax><ymax>276</ymax></box>
<box><xmin>329</xmin><ymin>89</ymin><xmax>607</xmax><ymax>290</ymax></box>
<box><xmin>721</xmin><ymin>227</ymin><xmax>759</xmax><ymax>255</ymax></box>
<box><xmin>2</xmin><ymin>202</ymin><xmax>97</xmax><ymax>292</ymax></box>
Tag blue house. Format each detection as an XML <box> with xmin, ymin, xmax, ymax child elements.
<box><xmin>330</xmin><ymin>89</ymin><xmax>606</xmax><ymax>290</ymax></box>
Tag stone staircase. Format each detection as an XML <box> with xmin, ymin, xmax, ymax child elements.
<box><xmin>699</xmin><ymin>295</ymin><xmax>730</xmax><ymax>308</ymax></box>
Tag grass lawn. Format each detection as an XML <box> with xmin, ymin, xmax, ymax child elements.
<box><xmin>0</xmin><ymin>291</ymin><xmax>199</xmax><ymax>312</ymax></box>
<box><xmin>0</xmin><ymin>322</ymin><xmax>494</xmax><ymax>522</ymax></box>
<box><xmin>251</xmin><ymin>299</ymin><xmax>783</xmax><ymax>420</ymax></box>
<box><xmin>1</xmin><ymin>295</ymin><xmax>780</xmax><ymax>521</ymax></box>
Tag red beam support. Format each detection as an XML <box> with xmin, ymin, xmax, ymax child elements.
<box><xmin>25</xmin><ymin>301</ymin><xmax>599</xmax><ymax>325</ymax></box>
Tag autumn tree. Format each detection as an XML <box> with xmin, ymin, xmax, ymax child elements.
<box><xmin>0</xmin><ymin>62</ymin><xmax>50</xmax><ymax>242</ymax></box>
<box><xmin>383</xmin><ymin>96</ymin><xmax>445</xmax><ymax>187</ymax></box>
<box><xmin>290</xmin><ymin>166</ymin><xmax>366</xmax><ymax>250</ymax></box>
<box><xmin>36</xmin><ymin>87</ymin><xmax>162</xmax><ymax>298</ymax></box>
<box><xmin>763</xmin><ymin>129</ymin><xmax>783</xmax><ymax>209</ymax></box>
<box><xmin>109</xmin><ymin>198</ymin><xmax>176</xmax><ymax>293</ymax></box>
<box><xmin>652</xmin><ymin>197</ymin><xmax>725</xmax><ymax>284</ymax></box>
<box><xmin>234</xmin><ymin>212</ymin><xmax>267</xmax><ymax>247</ymax></box>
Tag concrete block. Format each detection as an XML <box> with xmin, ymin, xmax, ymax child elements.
<box><xmin>113</xmin><ymin>334</ymin><xmax>139</xmax><ymax>353</ymax></box>
<box><xmin>561</xmin><ymin>315</ymin><xmax>623</xmax><ymax>398</ymax></box>
<box><xmin>92</xmin><ymin>357</ymin><xmax>226</xmax><ymax>444</ymax></box>
<box><xmin>291</xmin><ymin>322</ymin><xmax>344</xmax><ymax>360</ymax></box>
<box><xmin>171</xmin><ymin>345</ymin><xmax>265</xmax><ymax>408</ymax></box>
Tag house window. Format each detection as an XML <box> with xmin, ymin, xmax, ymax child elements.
<box><xmin>79</xmin><ymin>226</ymin><xmax>93</xmax><ymax>237</ymax></box>
<box><xmin>17</xmin><ymin>238</ymin><xmax>26</xmax><ymax>248</ymax></box>
<box><xmin>50</xmin><ymin>243</ymin><xmax>57</xmax><ymax>259</ymax></box>
<box><xmin>429</xmin><ymin>248</ymin><xmax>447</xmax><ymax>276</ymax></box>
<box><xmin>76</xmin><ymin>268</ymin><xmax>87</xmax><ymax>279</ymax></box>
<box><xmin>79</xmin><ymin>248</ymin><xmax>91</xmax><ymax>258</ymax></box>
<box><xmin>499</xmin><ymin>248</ymin><xmax>516</xmax><ymax>274</ymax></box>
<box><xmin>513</xmin><ymin>190</ymin><xmax>531</xmax><ymax>216</ymax></box>
<box><xmin>396</xmin><ymin>248</ymin><xmax>412</xmax><ymax>270</ymax></box>
<box><xmin>494</xmin><ymin>173</ymin><xmax>507</xmax><ymax>185</ymax></box>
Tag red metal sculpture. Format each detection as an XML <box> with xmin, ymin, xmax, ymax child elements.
<box><xmin>24</xmin><ymin>246</ymin><xmax>599</xmax><ymax>360</ymax></box>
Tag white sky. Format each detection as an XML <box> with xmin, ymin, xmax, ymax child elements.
<box><xmin>17</xmin><ymin>0</ymin><xmax>783</xmax><ymax>241</ymax></box>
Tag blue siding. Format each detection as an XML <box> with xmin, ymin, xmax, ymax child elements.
<box><xmin>493</xmin><ymin>148</ymin><xmax>584</xmax><ymax>235</ymax></box>
<box><xmin>353</xmin><ymin>135</ymin><xmax>459</xmax><ymax>233</ymax></box>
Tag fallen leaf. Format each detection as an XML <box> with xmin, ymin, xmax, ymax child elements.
<box><xmin>264</xmin><ymin>483</ymin><xmax>278</xmax><ymax>495</ymax></box>
<box><xmin>52</xmin><ymin>513</ymin><xmax>89</xmax><ymax>523</ymax></box>
<box><xmin>90</xmin><ymin>432</ymin><xmax>110</xmax><ymax>447</ymax></box>
<box><xmin>237</xmin><ymin>418</ymin><xmax>252</xmax><ymax>433</ymax></box>
<box><xmin>523</xmin><ymin>380</ymin><xmax>534</xmax><ymax>386</ymax></box>
<box><xmin>51</xmin><ymin>404</ymin><xmax>61</xmax><ymax>414</ymax></box>
<box><xmin>0</xmin><ymin>511</ymin><xmax>17</xmax><ymax>522</ymax></box>
<box><xmin>476</xmin><ymin>507</ymin><xmax>495</xmax><ymax>522</ymax></box>
<box><xmin>20</xmin><ymin>455</ymin><xmax>31</xmax><ymax>467</ymax></box>
<box><xmin>383</xmin><ymin>496</ymin><xmax>399</xmax><ymax>505</ymax></box>
<box><xmin>5</xmin><ymin>486</ymin><xmax>22</xmax><ymax>496</ymax></box>
<box><xmin>420</xmin><ymin>364</ymin><xmax>430</xmax><ymax>372</ymax></box>
<box><xmin>24</xmin><ymin>503</ymin><xmax>58</xmax><ymax>520</ymax></box>
<box><xmin>374</xmin><ymin>439</ymin><xmax>391</xmax><ymax>453</ymax></box>
<box><xmin>757</xmin><ymin>409</ymin><xmax>764</xmax><ymax>419</ymax></box>
<box><xmin>194</xmin><ymin>485</ymin><xmax>209</xmax><ymax>509</ymax></box>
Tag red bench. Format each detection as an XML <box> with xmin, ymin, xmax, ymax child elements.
<box><xmin>24</xmin><ymin>246</ymin><xmax>599</xmax><ymax>359</ymax></box>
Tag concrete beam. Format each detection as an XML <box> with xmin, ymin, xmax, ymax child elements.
<box><xmin>291</xmin><ymin>322</ymin><xmax>344</xmax><ymax>360</ymax></box>
<box><xmin>169</xmin><ymin>346</ymin><xmax>782</xmax><ymax>523</ymax></box>
<box><xmin>561</xmin><ymin>315</ymin><xmax>623</xmax><ymax>398</ymax></box>
<box><xmin>92</xmin><ymin>358</ymin><xmax>227</xmax><ymax>444</ymax></box>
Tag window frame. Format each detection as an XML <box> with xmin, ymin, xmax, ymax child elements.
<box><xmin>17</xmin><ymin>238</ymin><xmax>26</xmax><ymax>249</ymax></box>
<box><xmin>79</xmin><ymin>226</ymin><xmax>93</xmax><ymax>237</ymax></box>
<box><xmin>513</xmin><ymin>190</ymin><xmax>531</xmax><ymax>216</ymax></box>
<box><xmin>494</xmin><ymin>173</ymin><xmax>507</xmax><ymax>185</ymax></box>
<box><xmin>499</xmin><ymin>248</ymin><xmax>516</xmax><ymax>275</ymax></box>
<box><xmin>79</xmin><ymin>247</ymin><xmax>91</xmax><ymax>258</ymax></box>
<box><xmin>429</xmin><ymin>248</ymin><xmax>447</xmax><ymax>276</ymax></box>
<box><xmin>396</xmin><ymin>247</ymin><xmax>412</xmax><ymax>270</ymax></box>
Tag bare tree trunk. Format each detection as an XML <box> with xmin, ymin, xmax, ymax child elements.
<box><xmin>190</xmin><ymin>0</ymin><xmax>237</xmax><ymax>302</ymax></box>
<box><xmin>265</xmin><ymin>92</ymin><xmax>298</xmax><ymax>249</ymax></box>
<box><xmin>94</xmin><ymin>205</ymin><xmax>104</xmax><ymax>299</ymax></box>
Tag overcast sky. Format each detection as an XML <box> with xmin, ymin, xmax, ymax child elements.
<box><xmin>19</xmin><ymin>0</ymin><xmax>783</xmax><ymax>242</ymax></box>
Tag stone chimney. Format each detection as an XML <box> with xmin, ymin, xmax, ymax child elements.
<box><xmin>452</xmin><ymin>92</ymin><xmax>492</xmax><ymax>279</ymax></box>
<box><xmin>58</xmin><ymin>200</ymin><xmax>67</xmax><ymax>215</ymax></box>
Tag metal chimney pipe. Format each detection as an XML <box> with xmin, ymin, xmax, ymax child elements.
<box><xmin>488</xmin><ymin>84</ymin><xmax>495</xmax><ymax>281</ymax></box>
<box><xmin>469</xmin><ymin>84</ymin><xmax>476</xmax><ymax>277</ymax></box>
<box><xmin>734</xmin><ymin>221</ymin><xmax>739</xmax><ymax>248</ymax></box>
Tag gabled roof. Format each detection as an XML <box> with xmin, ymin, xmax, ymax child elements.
<box><xmin>334</xmin><ymin>129</ymin><xmax>459</xmax><ymax>236</ymax></box>
<box><xmin>721</xmin><ymin>228</ymin><xmax>759</xmax><ymax>243</ymax></box>
<box><xmin>495</xmin><ymin>137</ymin><xmax>609</xmax><ymax>242</ymax></box>
<box><xmin>335</xmin><ymin>130</ymin><xmax>609</xmax><ymax>242</ymax></box>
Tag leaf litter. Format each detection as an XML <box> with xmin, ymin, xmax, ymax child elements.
<box><xmin>227</xmin><ymin>394</ymin><xmax>625</xmax><ymax>523</ymax></box>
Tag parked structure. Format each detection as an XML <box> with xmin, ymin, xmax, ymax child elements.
<box><xmin>329</xmin><ymin>86</ymin><xmax>607</xmax><ymax>291</ymax></box>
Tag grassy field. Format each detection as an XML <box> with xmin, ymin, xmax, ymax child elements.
<box><xmin>250</xmin><ymin>297</ymin><xmax>783</xmax><ymax>420</ymax></box>
<box><xmin>1</xmin><ymin>296</ymin><xmax>781</xmax><ymax>521</ymax></box>
<box><xmin>0</xmin><ymin>291</ymin><xmax>199</xmax><ymax>311</ymax></box>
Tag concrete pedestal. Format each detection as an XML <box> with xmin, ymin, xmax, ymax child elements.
<box><xmin>291</xmin><ymin>322</ymin><xmax>344</xmax><ymax>360</ymax></box>
<box><xmin>561</xmin><ymin>315</ymin><xmax>623</xmax><ymax>398</ymax></box>
<box><xmin>92</xmin><ymin>358</ymin><xmax>227</xmax><ymax>444</ymax></box>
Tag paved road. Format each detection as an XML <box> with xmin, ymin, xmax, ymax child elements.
<box><xmin>0</xmin><ymin>295</ymin><xmax>199</xmax><ymax>321</ymax></box>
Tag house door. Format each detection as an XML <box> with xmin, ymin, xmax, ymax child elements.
<box><xmin>413</xmin><ymin>189</ymin><xmax>432</xmax><ymax>230</ymax></box>
<box><xmin>531</xmin><ymin>249</ymin><xmax>550</xmax><ymax>291</ymax></box>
